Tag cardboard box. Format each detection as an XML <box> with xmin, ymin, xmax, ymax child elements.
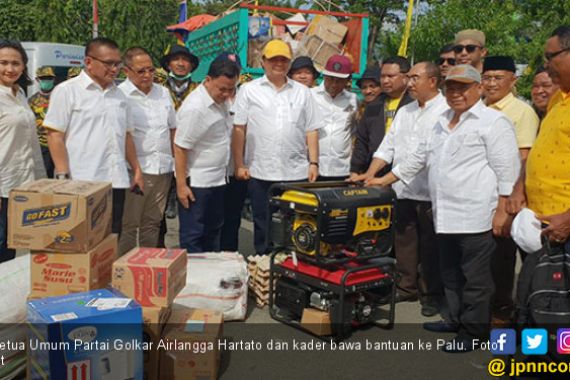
<box><xmin>112</xmin><ymin>248</ymin><xmax>187</xmax><ymax>307</ymax></box>
<box><xmin>29</xmin><ymin>234</ymin><xmax>118</xmax><ymax>299</ymax></box>
<box><xmin>27</xmin><ymin>289</ymin><xmax>143</xmax><ymax>380</ymax></box>
<box><xmin>142</xmin><ymin>306</ymin><xmax>171</xmax><ymax>380</ymax></box>
<box><xmin>301</xmin><ymin>308</ymin><xmax>332</xmax><ymax>336</ymax></box>
<box><xmin>8</xmin><ymin>179</ymin><xmax>112</xmax><ymax>252</ymax></box>
<box><xmin>299</xmin><ymin>34</ymin><xmax>342</xmax><ymax>71</ymax></box>
<box><xmin>306</xmin><ymin>15</ymin><xmax>347</xmax><ymax>46</ymax></box>
<box><xmin>160</xmin><ymin>305</ymin><xmax>223</xmax><ymax>380</ymax></box>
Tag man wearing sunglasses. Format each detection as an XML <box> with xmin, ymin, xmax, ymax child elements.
<box><xmin>116</xmin><ymin>47</ymin><xmax>177</xmax><ymax>256</ymax></box>
<box><xmin>45</xmin><ymin>37</ymin><xmax>144</xmax><ymax>237</ymax></box>
<box><xmin>453</xmin><ymin>29</ymin><xmax>487</xmax><ymax>72</ymax></box>
<box><xmin>438</xmin><ymin>44</ymin><xmax>456</xmax><ymax>78</ymax></box>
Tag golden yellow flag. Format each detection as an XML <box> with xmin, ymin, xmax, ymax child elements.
<box><xmin>398</xmin><ymin>0</ymin><xmax>415</xmax><ymax>57</ymax></box>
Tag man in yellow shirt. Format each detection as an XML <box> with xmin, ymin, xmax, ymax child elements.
<box><xmin>508</xmin><ymin>25</ymin><xmax>570</xmax><ymax>244</ymax></box>
<box><xmin>482</xmin><ymin>56</ymin><xmax>540</xmax><ymax>325</ymax></box>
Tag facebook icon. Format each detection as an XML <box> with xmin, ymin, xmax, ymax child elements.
<box><xmin>490</xmin><ymin>329</ymin><xmax>517</xmax><ymax>355</ymax></box>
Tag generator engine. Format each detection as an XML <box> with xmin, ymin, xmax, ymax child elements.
<box><xmin>270</xmin><ymin>255</ymin><xmax>396</xmax><ymax>339</ymax></box>
<box><xmin>269</xmin><ymin>182</ymin><xmax>396</xmax><ymax>264</ymax></box>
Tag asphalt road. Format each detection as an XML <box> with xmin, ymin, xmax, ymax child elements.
<box><xmin>165</xmin><ymin>217</ymin><xmax>500</xmax><ymax>380</ymax></box>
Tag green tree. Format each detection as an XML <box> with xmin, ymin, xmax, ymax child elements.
<box><xmin>0</xmin><ymin>0</ymin><xmax>38</xmax><ymax>41</ymax></box>
<box><xmin>381</xmin><ymin>0</ymin><xmax>570</xmax><ymax>98</ymax></box>
<box><xmin>97</xmin><ymin>0</ymin><xmax>180</xmax><ymax>62</ymax></box>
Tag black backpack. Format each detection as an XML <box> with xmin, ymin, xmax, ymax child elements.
<box><xmin>516</xmin><ymin>240</ymin><xmax>570</xmax><ymax>362</ymax></box>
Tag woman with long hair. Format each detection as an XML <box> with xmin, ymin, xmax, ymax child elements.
<box><xmin>0</xmin><ymin>39</ymin><xmax>45</xmax><ymax>262</ymax></box>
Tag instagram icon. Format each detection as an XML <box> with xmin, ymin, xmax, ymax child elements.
<box><xmin>558</xmin><ymin>329</ymin><xmax>570</xmax><ymax>354</ymax></box>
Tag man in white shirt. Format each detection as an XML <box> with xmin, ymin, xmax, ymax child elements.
<box><xmin>312</xmin><ymin>54</ymin><xmax>357</xmax><ymax>181</ymax></box>
<box><xmin>45</xmin><ymin>38</ymin><xmax>144</xmax><ymax>236</ymax></box>
<box><xmin>117</xmin><ymin>47</ymin><xmax>176</xmax><ymax>255</ymax></box>
<box><xmin>370</xmin><ymin>65</ymin><xmax>520</xmax><ymax>352</ymax></box>
<box><xmin>174</xmin><ymin>54</ymin><xmax>240</xmax><ymax>253</ymax></box>
<box><xmin>353</xmin><ymin>62</ymin><xmax>448</xmax><ymax>317</ymax></box>
<box><xmin>232</xmin><ymin>39</ymin><xmax>321</xmax><ymax>255</ymax></box>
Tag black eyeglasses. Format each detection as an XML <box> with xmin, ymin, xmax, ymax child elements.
<box><xmin>544</xmin><ymin>47</ymin><xmax>570</xmax><ymax>62</ymax></box>
<box><xmin>126</xmin><ymin>65</ymin><xmax>156</xmax><ymax>76</ymax></box>
<box><xmin>453</xmin><ymin>44</ymin><xmax>482</xmax><ymax>54</ymax></box>
<box><xmin>438</xmin><ymin>57</ymin><xmax>456</xmax><ymax>65</ymax></box>
<box><xmin>88</xmin><ymin>55</ymin><xmax>123</xmax><ymax>69</ymax></box>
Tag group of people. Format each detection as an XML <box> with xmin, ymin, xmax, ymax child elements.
<box><xmin>1</xmin><ymin>23</ymin><xmax>569</xmax><ymax>353</ymax></box>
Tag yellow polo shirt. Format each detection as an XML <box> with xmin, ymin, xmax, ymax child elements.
<box><xmin>489</xmin><ymin>93</ymin><xmax>539</xmax><ymax>148</ymax></box>
<box><xmin>385</xmin><ymin>97</ymin><xmax>401</xmax><ymax>132</ymax></box>
<box><xmin>525</xmin><ymin>90</ymin><xmax>570</xmax><ymax>215</ymax></box>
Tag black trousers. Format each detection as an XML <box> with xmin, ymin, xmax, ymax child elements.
<box><xmin>41</xmin><ymin>146</ymin><xmax>54</xmax><ymax>179</ymax></box>
<box><xmin>437</xmin><ymin>231</ymin><xmax>496</xmax><ymax>339</ymax></box>
<box><xmin>220</xmin><ymin>176</ymin><xmax>248</xmax><ymax>252</ymax></box>
<box><xmin>395</xmin><ymin>199</ymin><xmax>442</xmax><ymax>301</ymax></box>
<box><xmin>491</xmin><ymin>236</ymin><xmax>518</xmax><ymax>315</ymax></box>
<box><xmin>112</xmin><ymin>189</ymin><xmax>126</xmax><ymax>237</ymax></box>
<box><xmin>0</xmin><ymin>197</ymin><xmax>15</xmax><ymax>263</ymax></box>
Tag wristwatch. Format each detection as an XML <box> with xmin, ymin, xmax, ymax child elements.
<box><xmin>54</xmin><ymin>172</ymin><xmax>70</xmax><ymax>180</ymax></box>
<box><xmin>309</xmin><ymin>161</ymin><xmax>319</xmax><ymax>168</ymax></box>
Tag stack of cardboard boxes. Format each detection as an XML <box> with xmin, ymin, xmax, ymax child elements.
<box><xmin>8</xmin><ymin>179</ymin><xmax>117</xmax><ymax>299</ymax></box>
<box><xmin>112</xmin><ymin>247</ymin><xmax>187</xmax><ymax>380</ymax></box>
<box><xmin>10</xmin><ymin>179</ymin><xmax>224</xmax><ymax>379</ymax></box>
<box><xmin>297</xmin><ymin>15</ymin><xmax>348</xmax><ymax>70</ymax></box>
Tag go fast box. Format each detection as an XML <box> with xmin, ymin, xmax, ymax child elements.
<box><xmin>112</xmin><ymin>248</ymin><xmax>187</xmax><ymax>307</ymax></box>
<box><xmin>8</xmin><ymin>179</ymin><xmax>112</xmax><ymax>252</ymax></box>
<box><xmin>27</xmin><ymin>289</ymin><xmax>143</xmax><ymax>380</ymax></box>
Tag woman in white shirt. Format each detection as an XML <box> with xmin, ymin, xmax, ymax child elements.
<box><xmin>0</xmin><ymin>40</ymin><xmax>45</xmax><ymax>262</ymax></box>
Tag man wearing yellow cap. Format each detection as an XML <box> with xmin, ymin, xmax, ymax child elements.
<box><xmin>232</xmin><ymin>39</ymin><xmax>322</xmax><ymax>254</ymax></box>
<box><xmin>29</xmin><ymin>66</ymin><xmax>57</xmax><ymax>178</ymax></box>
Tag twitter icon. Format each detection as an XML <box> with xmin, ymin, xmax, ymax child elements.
<box><xmin>522</xmin><ymin>328</ymin><xmax>548</xmax><ymax>355</ymax></box>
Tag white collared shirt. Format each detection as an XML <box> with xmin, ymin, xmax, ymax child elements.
<box><xmin>232</xmin><ymin>76</ymin><xmax>322</xmax><ymax>181</ymax></box>
<box><xmin>312</xmin><ymin>84</ymin><xmax>358</xmax><ymax>177</ymax></box>
<box><xmin>0</xmin><ymin>85</ymin><xmax>45</xmax><ymax>197</ymax></box>
<box><xmin>392</xmin><ymin>100</ymin><xmax>520</xmax><ymax>234</ymax></box>
<box><xmin>44</xmin><ymin>71</ymin><xmax>132</xmax><ymax>188</ymax></box>
<box><xmin>175</xmin><ymin>84</ymin><xmax>231</xmax><ymax>188</ymax></box>
<box><xmin>119</xmin><ymin>80</ymin><xmax>176</xmax><ymax>175</ymax></box>
<box><xmin>374</xmin><ymin>93</ymin><xmax>449</xmax><ymax>201</ymax></box>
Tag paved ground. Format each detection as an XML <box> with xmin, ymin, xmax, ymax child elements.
<box><xmin>165</xmin><ymin>217</ymin><xmax>502</xmax><ymax>380</ymax></box>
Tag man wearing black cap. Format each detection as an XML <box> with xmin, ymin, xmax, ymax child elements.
<box><xmin>288</xmin><ymin>56</ymin><xmax>318</xmax><ymax>88</ymax></box>
<box><xmin>160</xmin><ymin>44</ymin><xmax>200</xmax><ymax>110</ymax></box>
<box><xmin>482</xmin><ymin>55</ymin><xmax>539</xmax><ymax>326</ymax></box>
<box><xmin>350</xmin><ymin>57</ymin><xmax>413</xmax><ymax>179</ymax></box>
<box><xmin>357</xmin><ymin>66</ymin><xmax>382</xmax><ymax>105</ymax></box>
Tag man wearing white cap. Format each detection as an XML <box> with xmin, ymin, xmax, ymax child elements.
<box><xmin>369</xmin><ymin>64</ymin><xmax>520</xmax><ymax>352</ymax></box>
<box><xmin>232</xmin><ymin>39</ymin><xmax>322</xmax><ymax>254</ymax></box>
<box><xmin>312</xmin><ymin>54</ymin><xmax>357</xmax><ymax>180</ymax></box>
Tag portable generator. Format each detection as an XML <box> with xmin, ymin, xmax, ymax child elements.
<box><xmin>269</xmin><ymin>181</ymin><xmax>396</xmax><ymax>265</ymax></box>
<box><xmin>269</xmin><ymin>252</ymin><xmax>396</xmax><ymax>339</ymax></box>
